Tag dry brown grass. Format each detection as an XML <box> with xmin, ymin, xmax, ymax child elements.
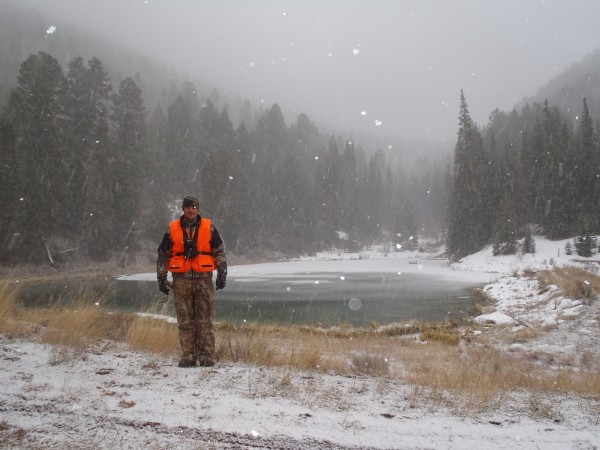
<box><xmin>403</xmin><ymin>344</ymin><xmax>600</xmax><ymax>411</ymax></box>
<box><xmin>0</xmin><ymin>279</ymin><xmax>131</xmax><ymax>357</ymax></box>
<box><xmin>538</xmin><ymin>267</ymin><xmax>600</xmax><ymax>304</ymax></box>
<box><xmin>125</xmin><ymin>300</ymin><xmax>178</xmax><ymax>355</ymax></box>
<box><xmin>34</xmin><ymin>285</ymin><xmax>131</xmax><ymax>350</ymax></box>
<box><xmin>127</xmin><ymin>316</ymin><xmax>179</xmax><ymax>356</ymax></box>
<box><xmin>1</xmin><ymin>275</ymin><xmax>599</xmax><ymax>406</ymax></box>
<box><xmin>0</xmin><ymin>279</ymin><xmax>21</xmax><ymax>335</ymax></box>
<box><xmin>419</xmin><ymin>321</ymin><xmax>461</xmax><ymax>345</ymax></box>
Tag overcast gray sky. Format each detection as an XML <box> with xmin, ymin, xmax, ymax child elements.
<box><xmin>33</xmin><ymin>0</ymin><xmax>600</xmax><ymax>141</ymax></box>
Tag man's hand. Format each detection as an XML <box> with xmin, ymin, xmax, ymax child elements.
<box><xmin>158</xmin><ymin>278</ymin><xmax>172</xmax><ymax>295</ymax></box>
<box><xmin>216</xmin><ymin>270</ymin><xmax>226</xmax><ymax>290</ymax></box>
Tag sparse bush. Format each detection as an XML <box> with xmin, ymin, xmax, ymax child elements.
<box><xmin>468</xmin><ymin>302</ymin><xmax>484</xmax><ymax>317</ymax></box>
<box><xmin>351</xmin><ymin>353</ymin><xmax>390</xmax><ymax>376</ymax></box>
<box><xmin>523</xmin><ymin>225</ymin><xmax>536</xmax><ymax>254</ymax></box>
<box><xmin>538</xmin><ymin>267</ymin><xmax>599</xmax><ymax>303</ymax></box>
<box><xmin>420</xmin><ymin>321</ymin><xmax>461</xmax><ymax>346</ymax></box>
<box><xmin>565</xmin><ymin>241</ymin><xmax>573</xmax><ymax>255</ymax></box>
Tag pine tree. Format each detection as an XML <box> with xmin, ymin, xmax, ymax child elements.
<box><xmin>523</xmin><ymin>224</ymin><xmax>536</xmax><ymax>254</ymax></box>
<box><xmin>4</xmin><ymin>52</ymin><xmax>67</xmax><ymax>262</ymax></box>
<box><xmin>565</xmin><ymin>240</ymin><xmax>573</xmax><ymax>255</ymax></box>
<box><xmin>111</xmin><ymin>77</ymin><xmax>147</xmax><ymax>254</ymax></box>
<box><xmin>0</xmin><ymin>118</ymin><xmax>18</xmax><ymax>262</ymax></box>
<box><xmin>574</xmin><ymin>99</ymin><xmax>599</xmax><ymax>232</ymax></box>
<box><xmin>536</xmin><ymin>101</ymin><xmax>572</xmax><ymax>238</ymax></box>
<box><xmin>447</xmin><ymin>91</ymin><xmax>488</xmax><ymax>259</ymax></box>
<box><xmin>575</xmin><ymin>219</ymin><xmax>595</xmax><ymax>257</ymax></box>
<box><xmin>491</xmin><ymin>193</ymin><xmax>517</xmax><ymax>256</ymax></box>
<box><xmin>64</xmin><ymin>57</ymin><xmax>114</xmax><ymax>259</ymax></box>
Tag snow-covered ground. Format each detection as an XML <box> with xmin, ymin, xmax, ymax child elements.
<box><xmin>1</xmin><ymin>236</ymin><xmax>599</xmax><ymax>449</ymax></box>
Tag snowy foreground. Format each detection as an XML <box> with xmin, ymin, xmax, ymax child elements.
<box><xmin>1</xmin><ymin>237</ymin><xmax>599</xmax><ymax>449</ymax></box>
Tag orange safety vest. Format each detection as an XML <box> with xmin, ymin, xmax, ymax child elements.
<box><xmin>168</xmin><ymin>218</ymin><xmax>216</xmax><ymax>273</ymax></box>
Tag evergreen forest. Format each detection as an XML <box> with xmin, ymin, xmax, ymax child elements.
<box><xmin>446</xmin><ymin>91</ymin><xmax>600</xmax><ymax>260</ymax></box>
<box><xmin>0</xmin><ymin>51</ymin><xmax>450</xmax><ymax>264</ymax></box>
<box><xmin>0</xmin><ymin>4</ymin><xmax>599</xmax><ymax>266</ymax></box>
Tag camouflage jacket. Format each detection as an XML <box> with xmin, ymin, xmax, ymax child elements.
<box><xmin>157</xmin><ymin>215</ymin><xmax>227</xmax><ymax>280</ymax></box>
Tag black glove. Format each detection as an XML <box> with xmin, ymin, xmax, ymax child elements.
<box><xmin>158</xmin><ymin>278</ymin><xmax>171</xmax><ymax>295</ymax></box>
<box><xmin>216</xmin><ymin>270</ymin><xmax>226</xmax><ymax>290</ymax></box>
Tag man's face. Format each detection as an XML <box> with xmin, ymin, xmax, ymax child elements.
<box><xmin>183</xmin><ymin>205</ymin><xmax>198</xmax><ymax>220</ymax></box>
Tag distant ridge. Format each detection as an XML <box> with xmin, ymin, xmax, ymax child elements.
<box><xmin>517</xmin><ymin>48</ymin><xmax>600</xmax><ymax>123</ymax></box>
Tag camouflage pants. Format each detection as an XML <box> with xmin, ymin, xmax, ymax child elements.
<box><xmin>172</xmin><ymin>276</ymin><xmax>215</xmax><ymax>365</ymax></box>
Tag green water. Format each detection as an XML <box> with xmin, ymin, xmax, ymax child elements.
<box><xmin>18</xmin><ymin>272</ymin><xmax>482</xmax><ymax>327</ymax></box>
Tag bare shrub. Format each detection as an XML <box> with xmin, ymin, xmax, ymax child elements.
<box><xmin>538</xmin><ymin>267</ymin><xmax>599</xmax><ymax>303</ymax></box>
<box><xmin>419</xmin><ymin>321</ymin><xmax>461</xmax><ymax>346</ymax></box>
<box><xmin>350</xmin><ymin>353</ymin><xmax>390</xmax><ymax>376</ymax></box>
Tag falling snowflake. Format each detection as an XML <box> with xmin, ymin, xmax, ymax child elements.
<box><xmin>353</xmin><ymin>48</ymin><xmax>360</xmax><ymax>55</ymax></box>
<box><xmin>375</xmin><ymin>120</ymin><xmax>382</xmax><ymax>127</ymax></box>
<box><xmin>46</xmin><ymin>25</ymin><xmax>57</xmax><ymax>34</ymax></box>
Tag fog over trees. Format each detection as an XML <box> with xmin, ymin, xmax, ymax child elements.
<box><xmin>0</xmin><ymin>3</ymin><xmax>599</xmax><ymax>265</ymax></box>
<box><xmin>447</xmin><ymin>95</ymin><xmax>600</xmax><ymax>260</ymax></box>
<box><xmin>0</xmin><ymin>51</ymin><xmax>450</xmax><ymax>264</ymax></box>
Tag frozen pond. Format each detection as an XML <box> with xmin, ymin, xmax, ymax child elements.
<box><xmin>116</xmin><ymin>257</ymin><xmax>494</xmax><ymax>326</ymax></box>
<box><xmin>20</xmin><ymin>257</ymin><xmax>493</xmax><ymax>326</ymax></box>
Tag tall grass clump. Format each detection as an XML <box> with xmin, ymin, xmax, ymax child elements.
<box><xmin>403</xmin><ymin>344</ymin><xmax>600</xmax><ymax>411</ymax></box>
<box><xmin>40</xmin><ymin>284</ymin><xmax>115</xmax><ymax>349</ymax></box>
<box><xmin>217</xmin><ymin>326</ymin><xmax>280</xmax><ymax>366</ymax></box>
<box><xmin>351</xmin><ymin>352</ymin><xmax>390</xmax><ymax>376</ymax></box>
<box><xmin>419</xmin><ymin>321</ymin><xmax>461</xmax><ymax>345</ymax></box>
<box><xmin>0</xmin><ymin>278</ymin><xmax>23</xmax><ymax>335</ymax></box>
<box><xmin>538</xmin><ymin>267</ymin><xmax>600</xmax><ymax>304</ymax></box>
<box><xmin>126</xmin><ymin>301</ymin><xmax>179</xmax><ymax>356</ymax></box>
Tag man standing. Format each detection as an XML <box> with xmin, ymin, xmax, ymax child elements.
<box><xmin>157</xmin><ymin>195</ymin><xmax>227</xmax><ymax>367</ymax></box>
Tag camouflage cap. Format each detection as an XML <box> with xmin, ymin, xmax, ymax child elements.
<box><xmin>182</xmin><ymin>195</ymin><xmax>200</xmax><ymax>210</ymax></box>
